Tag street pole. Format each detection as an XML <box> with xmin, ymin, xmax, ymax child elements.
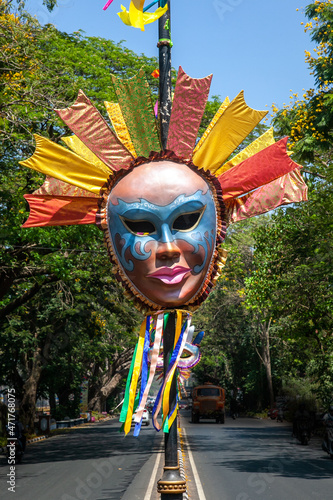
<box><xmin>157</xmin><ymin>314</ymin><xmax>186</xmax><ymax>498</ymax></box>
<box><xmin>158</xmin><ymin>0</ymin><xmax>172</xmax><ymax>150</ymax></box>
<box><xmin>156</xmin><ymin>6</ymin><xmax>186</xmax><ymax>498</ymax></box>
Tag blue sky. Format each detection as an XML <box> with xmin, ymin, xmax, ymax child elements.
<box><xmin>24</xmin><ymin>1</ymin><xmax>315</xmax><ymax>112</ymax></box>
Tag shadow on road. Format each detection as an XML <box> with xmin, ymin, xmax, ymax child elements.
<box><xmin>1</xmin><ymin>421</ymin><xmax>160</xmax><ymax>465</ymax></box>
<box><xmin>186</xmin><ymin>423</ymin><xmax>332</xmax><ymax>480</ymax></box>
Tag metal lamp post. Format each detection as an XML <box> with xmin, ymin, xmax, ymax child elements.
<box><xmin>157</xmin><ymin>315</ymin><xmax>186</xmax><ymax>498</ymax></box>
<box><xmin>156</xmin><ymin>3</ymin><xmax>186</xmax><ymax>498</ymax></box>
<box><xmin>158</xmin><ymin>0</ymin><xmax>172</xmax><ymax>149</ymax></box>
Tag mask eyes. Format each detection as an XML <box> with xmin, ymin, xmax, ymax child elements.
<box><xmin>122</xmin><ymin>218</ymin><xmax>156</xmax><ymax>235</ymax></box>
<box><xmin>173</xmin><ymin>209</ymin><xmax>204</xmax><ymax>232</ymax></box>
<box><xmin>121</xmin><ymin>207</ymin><xmax>205</xmax><ymax>235</ymax></box>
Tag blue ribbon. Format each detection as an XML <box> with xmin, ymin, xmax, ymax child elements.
<box><xmin>134</xmin><ymin>316</ymin><xmax>151</xmax><ymax>437</ymax></box>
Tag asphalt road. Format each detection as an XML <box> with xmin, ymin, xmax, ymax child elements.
<box><xmin>0</xmin><ymin>418</ymin><xmax>162</xmax><ymax>500</ymax></box>
<box><xmin>1</xmin><ymin>415</ymin><xmax>332</xmax><ymax>500</ymax></box>
<box><xmin>181</xmin><ymin>413</ymin><xmax>333</xmax><ymax>500</ymax></box>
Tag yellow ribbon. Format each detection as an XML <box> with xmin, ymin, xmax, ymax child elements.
<box><xmin>124</xmin><ymin>318</ymin><xmax>146</xmax><ymax>435</ymax></box>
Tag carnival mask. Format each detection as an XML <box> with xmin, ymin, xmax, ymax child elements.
<box><xmin>104</xmin><ymin>157</ymin><xmax>226</xmax><ymax>310</ymax></box>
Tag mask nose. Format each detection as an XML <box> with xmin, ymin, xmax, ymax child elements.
<box><xmin>156</xmin><ymin>223</ymin><xmax>180</xmax><ymax>260</ymax></box>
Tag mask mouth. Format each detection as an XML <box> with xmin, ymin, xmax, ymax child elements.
<box><xmin>147</xmin><ymin>266</ymin><xmax>191</xmax><ymax>284</ymax></box>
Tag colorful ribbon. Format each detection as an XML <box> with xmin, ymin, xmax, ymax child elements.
<box><xmin>120</xmin><ymin>311</ymin><xmax>197</xmax><ymax>436</ymax></box>
<box><xmin>133</xmin><ymin>314</ymin><xmax>163</xmax><ymax>435</ymax></box>
<box><xmin>119</xmin><ymin>317</ymin><xmax>147</xmax><ymax>435</ymax></box>
<box><xmin>103</xmin><ymin>0</ymin><xmax>114</xmax><ymax>10</ymax></box>
<box><xmin>152</xmin><ymin>312</ymin><xmax>191</xmax><ymax>432</ymax></box>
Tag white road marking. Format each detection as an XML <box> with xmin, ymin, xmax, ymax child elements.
<box><xmin>182</xmin><ymin>428</ymin><xmax>207</xmax><ymax>500</ymax></box>
<box><xmin>144</xmin><ymin>442</ymin><xmax>163</xmax><ymax>500</ymax></box>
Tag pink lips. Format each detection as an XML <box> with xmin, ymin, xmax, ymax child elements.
<box><xmin>147</xmin><ymin>266</ymin><xmax>191</xmax><ymax>285</ymax></box>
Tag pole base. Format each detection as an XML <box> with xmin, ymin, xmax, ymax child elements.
<box><xmin>157</xmin><ymin>466</ymin><xmax>186</xmax><ymax>495</ymax></box>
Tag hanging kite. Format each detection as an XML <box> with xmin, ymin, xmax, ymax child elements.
<box><xmin>19</xmin><ymin>66</ymin><xmax>307</xmax><ymax>435</ymax></box>
<box><xmin>103</xmin><ymin>0</ymin><xmax>168</xmax><ymax>31</ymax></box>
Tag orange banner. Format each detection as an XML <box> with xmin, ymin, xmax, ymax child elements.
<box><xmin>23</xmin><ymin>195</ymin><xmax>98</xmax><ymax>227</ymax></box>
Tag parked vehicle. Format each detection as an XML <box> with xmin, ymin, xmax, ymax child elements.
<box><xmin>191</xmin><ymin>383</ymin><xmax>225</xmax><ymax>423</ymax></box>
<box><xmin>132</xmin><ymin>408</ymin><xmax>150</xmax><ymax>426</ymax></box>
<box><xmin>268</xmin><ymin>405</ymin><xmax>284</xmax><ymax>422</ymax></box>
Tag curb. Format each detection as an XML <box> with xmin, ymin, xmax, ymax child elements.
<box><xmin>1</xmin><ymin>415</ymin><xmax>117</xmax><ymax>454</ymax></box>
<box><xmin>27</xmin><ymin>435</ymin><xmax>49</xmax><ymax>444</ymax></box>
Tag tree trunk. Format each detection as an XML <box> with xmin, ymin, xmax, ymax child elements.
<box><xmin>89</xmin><ymin>372</ymin><xmax>124</xmax><ymax>412</ymax></box>
<box><xmin>88</xmin><ymin>349</ymin><xmax>133</xmax><ymax>412</ymax></box>
<box><xmin>20</xmin><ymin>354</ymin><xmax>43</xmax><ymax>433</ymax></box>
<box><xmin>19</xmin><ymin>331</ymin><xmax>54</xmax><ymax>433</ymax></box>
<box><xmin>260</xmin><ymin>319</ymin><xmax>274</xmax><ymax>407</ymax></box>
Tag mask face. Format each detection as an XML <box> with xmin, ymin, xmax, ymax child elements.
<box><xmin>106</xmin><ymin>161</ymin><xmax>217</xmax><ymax>308</ymax></box>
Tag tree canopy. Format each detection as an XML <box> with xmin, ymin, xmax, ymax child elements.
<box><xmin>0</xmin><ymin>3</ymin><xmax>155</xmax><ymax>430</ymax></box>
<box><xmin>1</xmin><ymin>1</ymin><xmax>332</xmax><ymax>432</ymax></box>
<box><xmin>194</xmin><ymin>1</ymin><xmax>333</xmax><ymax>410</ymax></box>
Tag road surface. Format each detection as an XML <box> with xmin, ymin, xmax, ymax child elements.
<box><xmin>0</xmin><ymin>418</ymin><xmax>162</xmax><ymax>500</ymax></box>
<box><xmin>1</xmin><ymin>414</ymin><xmax>332</xmax><ymax>500</ymax></box>
<box><xmin>181</xmin><ymin>412</ymin><xmax>332</xmax><ymax>500</ymax></box>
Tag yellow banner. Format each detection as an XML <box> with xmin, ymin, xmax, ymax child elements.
<box><xmin>193</xmin><ymin>91</ymin><xmax>267</xmax><ymax>174</ymax></box>
<box><xmin>20</xmin><ymin>135</ymin><xmax>109</xmax><ymax>195</ymax></box>
<box><xmin>193</xmin><ymin>97</ymin><xmax>230</xmax><ymax>154</ymax></box>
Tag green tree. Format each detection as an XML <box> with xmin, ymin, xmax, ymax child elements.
<box><xmin>244</xmin><ymin>172</ymin><xmax>333</xmax><ymax>406</ymax></box>
<box><xmin>273</xmin><ymin>1</ymin><xmax>333</xmax><ymax>167</ymax></box>
<box><xmin>194</xmin><ymin>217</ymin><xmax>277</xmax><ymax>411</ymax></box>
<box><xmin>258</xmin><ymin>0</ymin><xmax>333</xmax><ymax>406</ymax></box>
<box><xmin>0</xmin><ymin>6</ymin><xmax>157</xmax><ymax>431</ymax></box>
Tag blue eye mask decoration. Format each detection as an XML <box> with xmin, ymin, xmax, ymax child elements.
<box><xmin>107</xmin><ymin>190</ymin><xmax>217</xmax><ymax>274</ymax></box>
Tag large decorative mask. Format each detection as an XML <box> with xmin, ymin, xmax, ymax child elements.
<box><xmin>100</xmin><ymin>152</ymin><xmax>227</xmax><ymax>311</ymax></box>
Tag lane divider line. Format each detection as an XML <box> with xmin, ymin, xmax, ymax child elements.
<box><xmin>144</xmin><ymin>440</ymin><xmax>163</xmax><ymax>500</ymax></box>
<box><xmin>182</xmin><ymin>427</ymin><xmax>207</xmax><ymax>500</ymax></box>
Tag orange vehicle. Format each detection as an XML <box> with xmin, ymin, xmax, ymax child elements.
<box><xmin>191</xmin><ymin>383</ymin><xmax>225</xmax><ymax>423</ymax></box>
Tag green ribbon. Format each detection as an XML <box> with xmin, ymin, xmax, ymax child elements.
<box><xmin>119</xmin><ymin>343</ymin><xmax>138</xmax><ymax>423</ymax></box>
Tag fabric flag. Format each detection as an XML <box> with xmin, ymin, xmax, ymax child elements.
<box><xmin>167</xmin><ymin>67</ymin><xmax>212</xmax><ymax>160</ymax></box>
<box><xmin>118</xmin><ymin>1</ymin><xmax>168</xmax><ymax>31</ymax></box>
<box><xmin>193</xmin><ymin>91</ymin><xmax>267</xmax><ymax>173</ymax></box>
<box><xmin>111</xmin><ymin>69</ymin><xmax>161</xmax><ymax>156</ymax></box>
<box><xmin>225</xmin><ymin>169</ymin><xmax>308</xmax><ymax>223</ymax></box>
<box><xmin>19</xmin><ymin>135</ymin><xmax>109</xmax><ymax>195</ymax></box>
<box><xmin>219</xmin><ymin>137</ymin><xmax>301</xmax><ymax>201</ymax></box>
<box><xmin>56</xmin><ymin>90</ymin><xmax>133</xmax><ymax>171</ymax></box>
<box><xmin>23</xmin><ymin>195</ymin><xmax>98</xmax><ymax>228</ymax></box>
